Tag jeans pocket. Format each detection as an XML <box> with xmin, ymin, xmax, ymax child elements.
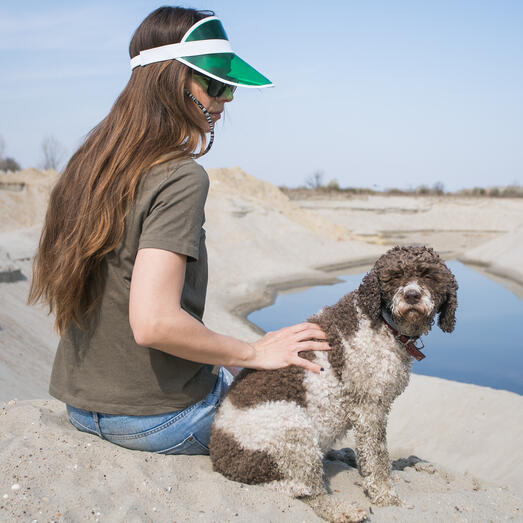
<box><xmin>68</xmin><ymin>415</ymin><xmax>97</xmax><ymax>436</ymax></box>
<box><xmin>67</xmin><ymin>406</ymin><xmax>100</xmax><ymax>437</ymax></box>
<box><xmin>98</xmin><ymin>400</ymin><xmax>215</xmax><ymax>453</ymax></box>
<box><xmin>157</xmin><ymin>433</ymin><xmax>209</xmax><ymax>455</ymax></box>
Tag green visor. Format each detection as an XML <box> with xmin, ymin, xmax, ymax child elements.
<box><xmin>130</xmin><ymin>16</ymin><xmax>273</xmax><ymax>89</ymax></box>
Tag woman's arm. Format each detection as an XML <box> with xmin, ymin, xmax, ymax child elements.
<box><xmin>129</xmin><ymin>248</ymin><xmax>329</xmax><ymax>374</ymax></box>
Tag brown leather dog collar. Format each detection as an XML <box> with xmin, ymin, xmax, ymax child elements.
<box><xmin>381</xmin><ymin>311</ymin><xmax>426</xmax><ymax>361</ymax></box>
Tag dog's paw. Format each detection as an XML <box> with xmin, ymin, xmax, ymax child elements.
<box><xmin>303</xmin><ymin>495</ymin><xmax>368</xmax><ymax>523</ymax></box>
<box><xmin>372</xmin><ymin>491</ymin><xmax>403</xmax><ymax>507</ymax></box>
<box><xmin>363</xmin><ymin>478</ymin><xmax>403</xmax><ymax>506</ymax></box>
<box><xmin>331</xmin><ymin>502</ymin><xmax>368</xmax><ymax>523</ymax></box>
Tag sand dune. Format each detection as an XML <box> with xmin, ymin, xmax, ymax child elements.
<box><xmin>0</xmin><ymin>168</ymin><xmax>522</xmax><ymax>521</ymax></box>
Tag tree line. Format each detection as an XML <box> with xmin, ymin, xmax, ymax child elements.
<box><xmin>0</xmin><ymin>134</ymin><xmax>65</xmax><ymax>172</ymax></box>
<box><xmin>279</xmin><ymin>169</ymin><xmax>522</xmax><ymax>198</ymax></box>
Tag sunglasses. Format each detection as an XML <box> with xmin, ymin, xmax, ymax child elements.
<box><xmin>192</xmin><ymin>71</ymin><xmax>236</xmax><ymax>99</ymax></box>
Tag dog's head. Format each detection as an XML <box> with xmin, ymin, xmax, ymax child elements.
<box><xmin>358</xmin><ymin>246</ymin><xmax>458</xmax><ymax>337</ymax></box>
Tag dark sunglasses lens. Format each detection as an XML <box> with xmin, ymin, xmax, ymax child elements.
<box><xmin>207</xmin><ymin>79</ymin><xmax>224</xmax><ymax>98</ymax></box>
<box><xmin>194</xmin><ymin>72</ymin><xmax>236</xmax><ymax>97</ymax></box>
<box><xmin>207</xmin><ymin>79</ymin><xmax>236</xmax><ymax>98</ymax></box>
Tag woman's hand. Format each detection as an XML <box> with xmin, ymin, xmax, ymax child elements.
<box><xmin>248</xmin><ymin>322</ymin><xmax>330</xmax><ymax>374</ymax></box>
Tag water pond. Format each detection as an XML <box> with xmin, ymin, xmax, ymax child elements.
<box><xmin>248</xmin><ymin>261</ymin><xmax>523</xmax><ymax>395</ymax></box>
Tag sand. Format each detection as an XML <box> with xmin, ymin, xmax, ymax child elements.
<box><xmin>296</xmin><ymin>195</ymin><xmax>523</xmax><ymax>257</ymax></box>
<box><xmin>1</xmin><ymin>167</ymin><xmax>522</xmax><ymax>522</ymax></box>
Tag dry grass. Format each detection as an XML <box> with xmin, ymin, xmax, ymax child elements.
<box><xmin>280</xmin><ymin>183</ymin><xmax>523</xmax><ymax>200</ymax></box>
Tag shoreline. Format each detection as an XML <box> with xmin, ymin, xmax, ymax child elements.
<box><xmin>236</xmin><ymin>252</ymin><xmax>523</xmax><ymax>398</ymax></box>
<box><xmin>237</xmin><ymin>249</ymin><xmax>523</xmax><ymax>332</ymax></box>
<box><xmin>232</xmin><ymin>255</ymin><xmax>380</xmax><ymax>336</ymax></box>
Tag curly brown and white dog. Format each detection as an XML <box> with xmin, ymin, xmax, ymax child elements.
<box><xmin>210</xmin><ymin>246</ymin><xmax>458</xmax><ymax>522</ymax></box>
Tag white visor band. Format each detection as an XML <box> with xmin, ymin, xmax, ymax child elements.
<box><xmin>131</xmin><ymin>39</ymin><xmax>233</xmax><ymax>69</ymax></box>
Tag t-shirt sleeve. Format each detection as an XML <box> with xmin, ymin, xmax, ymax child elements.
<box><xmin>138</xmin><ymin>162</ymin><xmax>209</xmax><ymax>261</ymax></box>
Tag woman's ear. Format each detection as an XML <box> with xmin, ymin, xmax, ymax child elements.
<box><xmin>438</xmin><ymin>273</ymin><xmax>458</xmax><ymax>333</ymax></box>
<box><xmin>357</xmin><ymin>268</ymin><xmax>382</xmax><ymax>324</ymax></box>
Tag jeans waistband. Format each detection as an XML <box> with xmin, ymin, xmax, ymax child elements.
<box><xmin>206</xmin><ymin>367</ymin><xmax>233</xmax><ymax>407</ymax></box>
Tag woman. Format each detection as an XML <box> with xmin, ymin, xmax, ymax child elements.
<box><xmin>29</xmin><ymin>6</ymin><xmax>329</xmax><ymax>455</ymax></box>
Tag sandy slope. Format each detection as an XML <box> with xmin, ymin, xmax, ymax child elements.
<box><xmin>459</xmin><ymin>225</ymin><xmax>523</xmax><ymax>287</ymax></box>
<box><xmin>0</xmin><ymin>168</ymin><xmax>522</xmax><ymax>522</ymax></box>
<box><xmin>297</xmin><ymin>195</ymin><xmax>523</xmax><ymax>257</ymax></box>
<box><xmin>0</xmin><ymin>169</ymin><xmax>58</xmax><ymax>233</ymax></box>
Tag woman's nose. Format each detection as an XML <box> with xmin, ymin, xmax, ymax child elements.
<box><xmin>218</xmin><ymin>92</ymin><xmax>234</xmax><ymax>102</ymax></box>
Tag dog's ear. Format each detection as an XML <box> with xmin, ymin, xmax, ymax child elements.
<box><xmin>357</xmin><ymin>268</ymin><xmax>382</xmax><ymax>323</ymax></box>
<box><xmin>438</xmin><ymin>272</ymin><xmax>458</xmax><ymax>333</ymax></box>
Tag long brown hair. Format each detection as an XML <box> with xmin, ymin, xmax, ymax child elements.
<box><xmin>29</xmin><ymin>6</ymin><xmax>214</xmax><ymax>334</ymax></box>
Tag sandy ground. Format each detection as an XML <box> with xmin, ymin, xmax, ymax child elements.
<box><xmin>296</xmin><ymin>195</ymin><xmax>523</xmax><ymax>258</ymax></box>
<box><xmin>1</xmin><ymin>167</ymin><xmax>522</xmax><ymax>522</ymax></box>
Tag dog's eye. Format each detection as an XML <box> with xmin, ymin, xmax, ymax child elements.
<box><xmin>382</xmin><ymin>271</ymin><xmax>402</xmax><ymax>282</ymax></box>
<box><xmin>420</xmin><ymin>268</ymin><xmax>440</xmax><ymax>282</ymax></box>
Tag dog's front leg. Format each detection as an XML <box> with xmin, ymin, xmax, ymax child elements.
<box><xmin>352</xmin><ymin>406</ymin><xmax>402</xmax><ymax>506</ymax></box>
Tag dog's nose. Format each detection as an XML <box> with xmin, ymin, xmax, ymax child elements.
<box><xmin>404</xmin><ymin>288</ymin><xmax>421</xmax><ymax>304</ymax></box>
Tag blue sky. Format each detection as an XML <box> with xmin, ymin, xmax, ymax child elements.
<box><xmin>1</xmin><ymin>0</ymin><xmax>522</xmax><ymax>190</ymax></box>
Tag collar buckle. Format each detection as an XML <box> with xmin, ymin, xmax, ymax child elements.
<box><xmin>382</xmin><ymin>309</ymin><xmax>427</xmax><ymax>361</ymax></box>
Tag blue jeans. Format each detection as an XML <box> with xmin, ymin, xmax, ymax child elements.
<box><xmin>66</xmin><ymin>367</ymin><xmax>233</xmax><ymax>455</ymax></box>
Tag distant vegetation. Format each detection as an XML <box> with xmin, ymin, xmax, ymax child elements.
<box><xmin>0</xmin><ymin>134</ymin><xmax>21</xmax><ymax>172</ymax></box>
<box><xmin>0</xmin><ymin>133</ymin><xmax>66</xmax><ymax>173</ymax></box>
<box><xmin>0</xmin><ymin>157</ymin><xmax>21</xmax><ymax>172</ymax></box>
<box><xmin>279</xmin><ymin>171</ymin><xmax>523</xmax><ymax>199</ymax></box>
<box><xmin>40</xmin><ymin>136</ymin><xmax>65</xmax><ymax>171</ymax></box>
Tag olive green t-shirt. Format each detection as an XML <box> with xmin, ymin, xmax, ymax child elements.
<box><xmin>49</xmin><ymin>158</ymin><xmax>217</xmax><ymax>415</ymax></box>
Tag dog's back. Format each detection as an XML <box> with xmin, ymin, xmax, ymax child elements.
<box><xmin>210</xmin><ymin>355</ymin><xmax>352</xmax><ymax>497</ymax></box>
<box><xmin>209</xmin><ymin>292</ymin><xmax>360</xmax><ymax>493</ymax></box>
<box><xmin>210</xmin><ymin>364</ymin><xmax>313</xmax><ymax>487</ymax></box>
